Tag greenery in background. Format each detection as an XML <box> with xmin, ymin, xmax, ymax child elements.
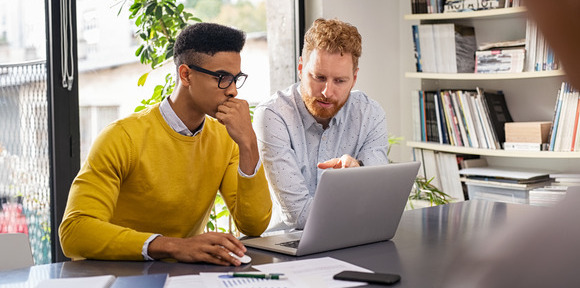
<box><xmin>388</xmin><ymin>135</ymin><xmax>452</xmax><ymax>208</ymax></box>
<box><xmin>116</xmin><ymin>0</ymin><xmax>266</xmax><ymax>112</ymax></box>
<box><xmin>118</xmin><ymin>0</ymin><xmax>264</xmax><ymax>234</ymax></box>
<box><xmin>187</xmin><ymin>0</ymin><xmax>266</xmax><ymax>33</ymax></box>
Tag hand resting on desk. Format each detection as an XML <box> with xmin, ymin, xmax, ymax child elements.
<box><xmin>147</xmin><ymin>232</ymin><xmax>247</xmax><ymax>266</ymax></box>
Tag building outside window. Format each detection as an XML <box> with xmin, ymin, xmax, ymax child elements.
<box><xmin>0</xmin><ymin>0</ymin><xmax>280</xmax><ymax>264</ymax></box>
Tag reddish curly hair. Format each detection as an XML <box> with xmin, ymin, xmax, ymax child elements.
<box><xmin>302</xmin><ymin>18</ymin><xmax>362</xmax><ymax>70</ymax></box>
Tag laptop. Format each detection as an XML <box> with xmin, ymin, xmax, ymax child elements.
<box><xmin>242</xmin><ymin>161</ymin><xmax>421</xmax><ymax>256</ymax></box>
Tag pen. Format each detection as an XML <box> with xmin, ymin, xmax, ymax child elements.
<box><xmin>228</xmin><ymin>272</ymin><xmax>287</xmax><ymax>280</ymax></box>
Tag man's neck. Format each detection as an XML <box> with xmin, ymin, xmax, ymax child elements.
<box><xmin>168</xmin><ymin>93</ymin><xmax>205</xmax><ymax>132</ymax></box>
<box><xmin>314</xmin><ymin>116</ymin><xmax>331</xmax><ymax>129</ymax></box>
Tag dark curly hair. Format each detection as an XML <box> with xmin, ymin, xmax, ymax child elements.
<box><xmin>173</xmin><ymin>22</ymin><xmax>246</xmax><ymax>68</ymax></box>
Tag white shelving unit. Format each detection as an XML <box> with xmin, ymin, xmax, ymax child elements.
<box><xmin>404</xmin><ymin>7</ymin><xmax>580</xmax><ymax>181</ymax></box>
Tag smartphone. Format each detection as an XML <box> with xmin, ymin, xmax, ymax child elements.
<box><xmin>333</xmin><ymin>270</ymin><xmax>401</xmax><ymax>285</ymax></box>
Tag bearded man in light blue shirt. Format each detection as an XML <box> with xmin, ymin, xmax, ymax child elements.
<box><xmin>253</xmin><ymin>18</ymin><xmax>389</xmax><ymax>230</ymax></box>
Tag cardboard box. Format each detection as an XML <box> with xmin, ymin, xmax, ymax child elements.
<box><xmin>505</xmin><ymin>121</ymin><xmax>552</xmax><ymax>143</ymax></box>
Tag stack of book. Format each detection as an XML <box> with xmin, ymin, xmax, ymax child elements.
<box><xmin>525</xmin><ymin>20</ymin><xmax>559</xmax><ymax>72</ymax></box>
<box><xmin>548</xmin><ymin>82</ymin><xmax>580</xmax><ymax>151</ymax></box>
<box><xmin>528</xmin><ymin>186</ymin><xmax>567</xmax><ymax>207</ymax></box>
<box><xmin>475</xmin><ymin>40</ymin><xmax>525</xmax><ymax>74</ymax></box>
<box><xmin>459</xmin><ymin>166</ymin><xmax>553</xmax><ymax>204</ymax></box>
<box><xmin>411</xmin><ymin>0</ymin><xmax>515</xmax><ymax>15</ymax></box>
<box><xmin>549</xmin><ymin>173</ymin><xmax>580</xmax><ymax>187</ymax></box>
<box><xmin>411</xmin><ymin>23</ymin><xmax>477</xmax><ymax>73</ymax></box>
<box><xmin>411</xmin><ymin>87</ymin><xmax>513</xmax><ymax>150</ymax></box>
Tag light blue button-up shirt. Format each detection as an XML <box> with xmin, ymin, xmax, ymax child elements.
<box><xmin>253</xmin><ymin>83</ymin><xmax>389</xmax><ymax>230</ymax></box>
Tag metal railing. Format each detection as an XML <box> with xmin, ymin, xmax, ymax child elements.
<box><xmin>0</xmin><ymin>60</ymin><xmax>51</xmax><ymax>265</ymax></box>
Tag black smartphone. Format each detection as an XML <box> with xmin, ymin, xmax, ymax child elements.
<box><xmin>333</xmin><ymin>270</ymin><xmax>401</xmax><ymax>285</ymax></box>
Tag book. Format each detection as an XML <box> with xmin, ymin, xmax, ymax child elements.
<box><xmin>453</xmin><ymin>25</ymin><xmax>477</xmax><ymax>73</ymax></box>
<box><xmin>435</xmin><ymin>92</ymin><xmax>450</xmax><ymax>144</ymax></box>
<box><xmin>475</xmin><ymin>88</ymin><xmax>501</xmax><ymax>149</ymax></box>
<box><xmin>411</xmin><ymin>25</ymin><xmax>423</xmax><ymax>72</ymax></box>
<box><xmin>461</xmin><ymin>177</ymin><xmax>552</xmax><ymax>190</ymax></box>
<box><xmin>435</xmin><ymin>152</ymin><xmax>465</xmax><ymax>200</ymax></box>
<box><xmin>37</xmin><ymin>275</ymin><xmax>116</xmax><ymax>288</ymax></box>
<box><xmin>549</xmin><ymin>82</ymin><xmax>566</xmax><ymax>151</ymax></box>
<box><xmin>424</xmin><ymin>91</ymin><xmax>440</xmax><ymax>143</ymax></box>
<box><xmin>36</xmin><ymin>274</ymin><xmax>168</xmax><ymax>288</ymax></box>
<box><xmin>411</xmin><ymin>90</ymin><xmax>423</xmax><ymax>141</ymax></box>
<box><xmin>503</xmin><ymin>142</ymin><xmax>543</xmax><ymax>151</ymax></box>
<box><xmin>479</xmin><ymin>88</ymin><xmax>513</xmax><ymax>147</ymax></box>
<box><xmin>475</xmin><ymin>47</ymin><xmax>525</xmax><ymax>73</ymax></box>
<box><xmin>444</xmin><ymin>0</ymin><xmax>503</xmax><ymax>12</ymax></box>
<box><xmin>418</xmin><ymin>24</ymin><xmax>437</xmax><ymax>73</ymax></box>
<box><xmin>418</xmin><ymin>149</ymin><xmax>442</xmax><ymax>189</ymax></box>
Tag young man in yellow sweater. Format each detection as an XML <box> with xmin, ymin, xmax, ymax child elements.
<box><xmin>59</xmin><ymin>23</ymin><xmax>271</xmax><ymax>266</ymax></box>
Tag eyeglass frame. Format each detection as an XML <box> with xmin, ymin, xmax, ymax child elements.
<box><xmin>187</xmin><ymin>64</ymin><xmax>248</xmax><ymax>89</ymax></box>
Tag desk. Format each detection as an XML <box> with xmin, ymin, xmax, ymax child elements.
<box><xmin>0</xmin><ymin>200</ymin><xmax>538</xmax><ymax>287</ymax></box>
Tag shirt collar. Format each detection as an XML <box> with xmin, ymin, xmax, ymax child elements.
<box><xmin>159</xmin><ymin>97</ymin><xmax>204</xmax><ymax>137</ymax></box>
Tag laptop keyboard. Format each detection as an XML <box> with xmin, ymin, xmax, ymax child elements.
<box><xmin>277</xmin><ymin>240</ymin><xmax>300</xmax><ymax>248</ymax></box>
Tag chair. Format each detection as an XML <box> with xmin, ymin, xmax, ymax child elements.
<box><xmin>0</xmin><ymin>233</ymin><xmax>34</xmax><ymax>271</ymax></box>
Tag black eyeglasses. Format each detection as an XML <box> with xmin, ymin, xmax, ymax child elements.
<box><xmin>188</xmin><ymin>64</ymin><xmax>248</xmax><ymax>89</ymax></box>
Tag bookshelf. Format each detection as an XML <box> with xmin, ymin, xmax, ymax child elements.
<box><xmin>404</xmin><ymin>6</ymin><xmax>579</xmax><ymax>203</ymax></box>
<box><xmin>404</xmin><ymin>6</ymin><xmax>527</xmax><ymax>21</ymax></box>
<box><xmin>407</xmin><ymin>141</ymin><xmax>580</xmax><ymax>159</ymax></box>
<box><xmin>405</xmin><ymin>70</ymin><xmax>564</xmax><ymax>80</ymax></box>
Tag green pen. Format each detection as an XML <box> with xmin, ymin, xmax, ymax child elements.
<box><xmin>228</xmin><ymin>272</ymin><xmax>287</xmax><ymax>280</ymax></box>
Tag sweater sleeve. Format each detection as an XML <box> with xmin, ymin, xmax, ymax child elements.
<box><xmin>59</xmin><ymin>123</ymin><xmax>153</xmax><ymax>261</ymax></box>
<box><xmin>220</xmin><ymin>144</ymin><xmax>272</xmax><ymax>236</ymax></box>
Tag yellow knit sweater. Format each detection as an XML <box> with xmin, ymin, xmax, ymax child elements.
<box><xmin>59</xmin><ymin>104</ymin><xmax>271</xmax><ymax>260</ymax></box>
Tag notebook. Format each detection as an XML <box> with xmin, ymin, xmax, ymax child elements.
<box><xmin>242</xmin><ymin>162</ymin><xmax>421</xmax><ymax>256</ymax></box>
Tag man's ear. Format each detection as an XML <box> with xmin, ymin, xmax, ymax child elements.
<box><xmin>351</xmin><ymin>67</ymin><xmax>359</xmax><ymax>88</ymax></box>
<box><xmin>178</xmin><ymin>64</ymin><xmax>191</xmax><ymax>86</ymax></box>
<box><xmin>297</xmin><ymin>57</ymin><xmax>304</xmax><ymax>80</ymax></box>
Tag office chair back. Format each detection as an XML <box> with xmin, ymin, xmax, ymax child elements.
<box><xmin>0</xmin><ymin>233</ymin><xmax>34</xmax><ymax>271</ymax></box>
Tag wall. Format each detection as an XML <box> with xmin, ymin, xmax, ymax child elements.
<box><xmin>305</xmin><ymin>0</ymin><xmax>414</xmax><ymax>162</ymax></box>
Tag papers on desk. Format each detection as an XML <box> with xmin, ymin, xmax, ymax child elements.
<box><xmin>253</xmin><ymin>257</ymin><xmax>372</xmax><ymax>288</ymax></box>
<box><xmin>164</xmin><ymin>257</ymin><xmax>372</xmax><ymax>288</ymax></box>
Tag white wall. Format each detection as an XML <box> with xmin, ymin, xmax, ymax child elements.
<box><xmin>305</xmin><ymin>0</ymin><xmax>415</xmax><ymax>162</ymax></box>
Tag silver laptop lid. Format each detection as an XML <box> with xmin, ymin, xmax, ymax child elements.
<box><xmin>296</xmin><ymin>162</ymin><xmax>420</xmax><ymax>256</ymax></box>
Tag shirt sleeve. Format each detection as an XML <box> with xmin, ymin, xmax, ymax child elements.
<box><xmin>253</xmin><ymin>106</ymin><xmax>313</xmax><ymax>229</ymax></box>
<box><xmin>142</xmin><ymin>234</ymin><xmax>162</xmax><ymax>261</ymax></box>
<box><xmin>219</xmin><ymin>142</ymin><xmax>272</xmax><ymax>236</ymax></box>
<box><xmin>59</xmin><ymin>123</ymin><xmax>154</xmax><ymax>261</ymax></box>
<box><xmin>238</xmin><ymin>157</ymin><xmax>262</xmax><ymax>178</ymax></box>
<box><xmin>356</xmin><ymin>105</ymin><xmax>390</xmax><ymax>166</ymax></box>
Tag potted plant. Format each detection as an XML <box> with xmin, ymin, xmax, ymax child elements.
<box><xmin>387</xmin><ymin>136</ymin><xmax>452</xmax><ymax>209</ymax></box>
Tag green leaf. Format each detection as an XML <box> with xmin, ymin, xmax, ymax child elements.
<box><xmin>206</xmin><ymin>221</ymin><xmax>215</xmax><ymax>231</ymax></box>
<box><xmin>164</xmin><ymin>5</ymin><xmax>175</xmax><ymax>15</ymax></box>
<box><xmin>145</xmin><ymin>2</ymin><xmax>156</xmax><ymax>15</ymax></box>
<box><xmin>129</xmin><ymin>2</ymin><xmax>142</xmax><ymax>10</ymax></box>
<box><xmin>134</xmin><ymin>105</ymin><xmax>146</xmax><ymax>112</ymax></box>
<box><xmin>137</xmin><ymin>72</ymin><xmax>149</xmax><ymax>86</ymax></box>
<box><xmin>155</xmin><ymin>6</ymin><xmax>163</xmax><ymax>20</ymax></box>
<box><xmin>216</xmin><ymin>210</ymin><xmax>229</xmax><ymax>219</ymax></box>
<box><xmin>135</xmin><ymin>45</ymin><xmax>144</xmax><ymax>57</ymax></box>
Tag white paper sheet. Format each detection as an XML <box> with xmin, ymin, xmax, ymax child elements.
<box><xmin>165</xmin><ymin>275</ymin><xmax>207</xmax><ymax>288</ymax></box>
<box><xmin>253</xmin><ymin>257</ymin><xmax>372</xmax><ymax>288</ymax></box>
